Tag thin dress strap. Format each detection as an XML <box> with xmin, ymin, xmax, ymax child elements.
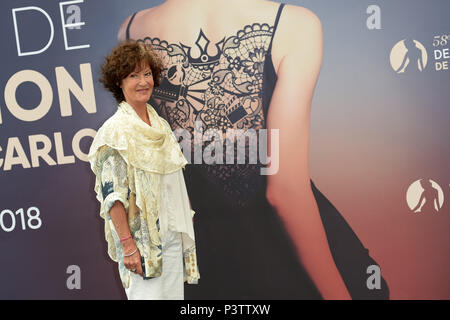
<box><xmin>268</xmin><ymin>3</ymin><xmax>285</xmax><ymax>53</ymax></box>
<box><xmin>126</xmin><ymin>12</ymin><xmax>138</xmax><ymax>40</ymax></box>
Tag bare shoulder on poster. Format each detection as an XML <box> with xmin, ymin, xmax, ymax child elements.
<box><xmin>12</xmin><ymin>0</ymin><xmax>90</xmax><ymax>57</ymax></box>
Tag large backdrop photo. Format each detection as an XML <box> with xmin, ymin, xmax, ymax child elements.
<box><xmin>0</xmin><ymin>0</ymin><xmax>449</xmax><ymax>300</ymax></box>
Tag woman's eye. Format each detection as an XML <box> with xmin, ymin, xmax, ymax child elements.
<box><xmin>145</xmin><ymin>72</ymin><xmax>152</xmax><ymax>76</ymax></box>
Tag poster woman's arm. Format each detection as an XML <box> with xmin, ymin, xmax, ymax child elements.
<box><xmin>266</xmin><ymin>8</ymin><xmax>351</xmax><ymax>300</ymax></box>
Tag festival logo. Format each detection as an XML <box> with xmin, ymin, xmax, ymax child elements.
<box><xmin>406</xmin><ymin>179</ymin><xmax>444</xmax><ymax>213</ymax></box>
<box><xmin>390</xmin><ymin>39</ymin><xmax>428</xmax><ymax>73</ymax></box>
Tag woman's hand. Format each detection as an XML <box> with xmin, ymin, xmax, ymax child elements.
<box><xmin>122</xmin><ymin>239</ymin><xmax>143</xmax><ymax>276</ymax></box>
<box><xmin>108</xmin><ymin>201</ymin><xmax>144</xmax><ymax>276</ymax></box>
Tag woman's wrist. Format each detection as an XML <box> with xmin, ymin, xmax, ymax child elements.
<box><xmin>120</xmin><ymin>235</ymin><xmax>132</xmax><ymax>242</ymax></box>
<box><xmin>121</xmin><ymin>237</ymin><xmax>136</xmax><ymax>251</ymax></box>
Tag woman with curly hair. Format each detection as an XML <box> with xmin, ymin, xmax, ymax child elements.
<box><xmin>88</xmin><ymin>40</ymin><xmax>199</xmax><ymax>300</ymax></box>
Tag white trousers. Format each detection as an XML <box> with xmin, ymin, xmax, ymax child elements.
<box><xmin>125</xmin><ymin>230</ymin><xmax>184</xmax><ymax>300</ymax></box>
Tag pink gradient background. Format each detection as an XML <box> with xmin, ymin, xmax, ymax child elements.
<box><xmin>308</xmin><ymin>69</ymin><xmax>450</xmax><ymax>299</ymax></box>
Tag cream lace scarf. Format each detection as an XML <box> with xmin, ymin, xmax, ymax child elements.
<box><xmin>88</xmin><ymin>101</ymin><xmax>187</xmax><ymax>270</ymax></box>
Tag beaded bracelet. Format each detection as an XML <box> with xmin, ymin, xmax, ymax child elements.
<box><xmin>123</xmin><ymin>248</ymin><xmax>137</xmax><ymax>257</ymax></box>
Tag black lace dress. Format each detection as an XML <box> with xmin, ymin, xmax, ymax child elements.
<box><xmin>127</xmin><ymin>3</ymin><xmax>389</xmax><ymax>299</ymax></box>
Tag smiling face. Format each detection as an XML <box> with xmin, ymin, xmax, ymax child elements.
<box><xmin>120</xmin><ymin>62</ymin><xmax>154</xmax><ymax>107</ymax></box>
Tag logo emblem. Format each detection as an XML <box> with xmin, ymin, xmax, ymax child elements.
<box><xmin>406</xmin><ymin>179</ymin><xmax>444</xmax><ymax>213</ymax></box>
<box><xmin>390</xmin><ymin>39</ymin><xmax>428</xmax><ymax>73</ymax></box>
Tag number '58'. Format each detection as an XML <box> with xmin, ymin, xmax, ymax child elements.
<box><xmin>433</xmin><ymin>35</ymin><xmax>448</xmax><ymax>47</ymax></box>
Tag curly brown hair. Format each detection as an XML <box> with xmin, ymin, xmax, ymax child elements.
<box><xmin>99</xmin><ymin>40</ymin><xmax>163</xmax><ymax>103</ymax></box>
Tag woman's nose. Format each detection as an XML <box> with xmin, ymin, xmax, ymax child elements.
<box><xmin>138</xmin><ymin>75</ymin><xmax>146</xmax><ymax>84</ymax></box>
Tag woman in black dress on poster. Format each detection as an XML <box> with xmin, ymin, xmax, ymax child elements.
<box><xmin>119</xmin><ymin>0</ymin><xmax>390</xmax><ymax>299</ymax></box>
